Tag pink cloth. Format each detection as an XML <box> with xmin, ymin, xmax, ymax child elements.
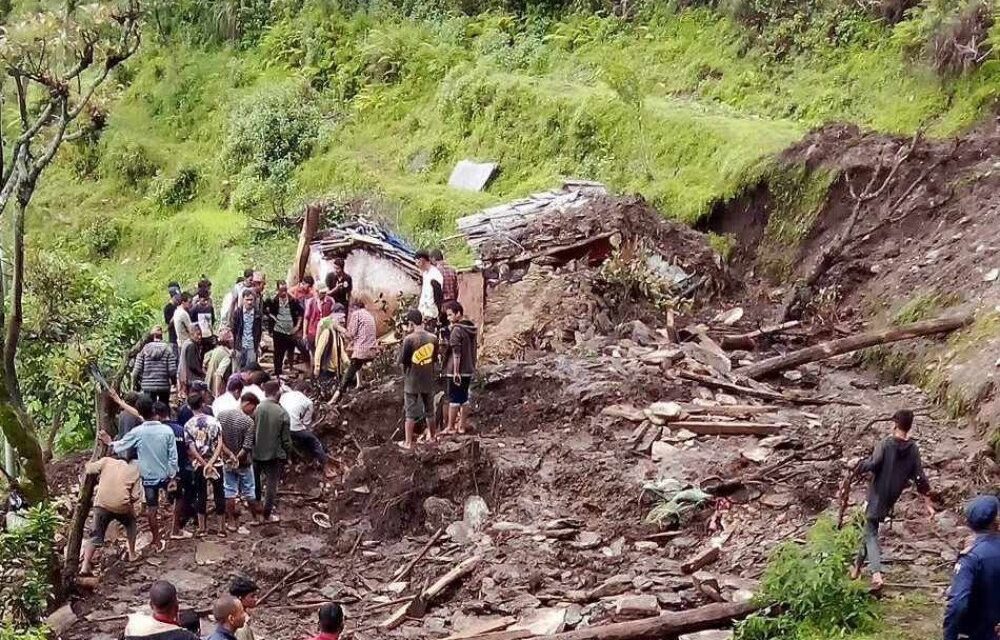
<box><xmin>346</xmin><ymin>309</ymin><xmax>378</xmax><ymax>360</ymax></box>
<box><xmin>305</xmin><ymin>297</ymin><xmax>334</xmax><ymax>340</ymax></box>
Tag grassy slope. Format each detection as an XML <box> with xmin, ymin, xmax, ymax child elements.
<box><xmin>26</xmin><ymin>6</ymin><xmax>1000</xmax><ymax>307</ymax></box>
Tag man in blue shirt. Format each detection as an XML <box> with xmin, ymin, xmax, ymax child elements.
<box><xmin>944</xmin><ymin>495</ymin><xmax>1000</xmax><ymax>640</ymax></box>
<box><xmin>99</xmin><ymin>393</ymin><xmax>177</xmax><ymax>553</ymax></box>
<box><xmin>206</xmin><ymin>595</ymin><xmax>246</xmax><ymax>640</ymax></box>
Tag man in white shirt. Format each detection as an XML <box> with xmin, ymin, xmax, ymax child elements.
<box><xmin>212</xmin><ymin>376</ymin><xmax>244</xmax><ymax>415</ymax></box>
<box><xmin>415</xmin><ymin>250</ymin><xmax>443</xmax><ymax>324</ymax></box>
<box><xmin>279</xmin><ymin>387</ymin><xmax>334</xmax><ymax>478</ymax></box>
<box><xmin>173</xmin><ymin>292</ymin><xmax>195</xmax><ymax>347</ymax></box>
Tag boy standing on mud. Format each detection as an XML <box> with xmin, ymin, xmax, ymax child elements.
<box><xmin>399</xmin><ymin>309</ymin><xmax>437</xmax><ymax>449</ymax></box>
<box><xmin>850</xmin><ymin>409</ymin><xmax>934</xmax><ymax>590</ymax></box>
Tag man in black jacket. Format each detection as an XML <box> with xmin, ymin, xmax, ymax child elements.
<box><xmin>263</xmin><ymin>281</ymin><xmax>303</xmax><ymax>378</ymax></box>
<box><xmin>230</xmin><ymin>290</ymin><xmax>263</xmax><ymax>372</ymax></box>
<box><xmin>850</xmin><ymin>409</ymin><xmax>934</xmax><ymax>590</ymax></box>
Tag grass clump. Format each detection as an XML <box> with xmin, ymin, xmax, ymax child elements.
<box><xmin>737</xmin><ymin>516</ymin><xmax>876</xmax><ymax>640</ymax></box>
<box><xmin>891</xmin><ymin>290</ymin><xmax>960</xmax><ymax>324</ymax></box>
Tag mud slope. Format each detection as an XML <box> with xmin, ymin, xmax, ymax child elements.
<box><xmin>707</xmin><ymin>121</ymin><xmax>1000</xmax><ymax>435</ymax></box>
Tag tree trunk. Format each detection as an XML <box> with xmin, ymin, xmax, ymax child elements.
<box><xmin>62</xmin><ymin>388</ymin><xmax>108</xmax><ymax>588</ymax></box>
<box><xmin>532</xmin><ymin>601</ymin><xmax>757</xmax><ymax>640</ymax></box>
<box><xmin>735</xmin><ymin>313</ymin><xmax>973</xmax><ymax>379</ymax></box>
<box><xmin>0</xmin><ymin>387</ymin><xmax>47</xmax><ymax>503</ymax></box>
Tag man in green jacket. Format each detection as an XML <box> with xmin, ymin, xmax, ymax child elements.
<box><xmin>252</xmin><ymin>380</ymin><xmax>292</xmax><ymax>522</ymax></box>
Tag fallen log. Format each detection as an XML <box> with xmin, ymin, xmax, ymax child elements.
<box><xmin>720</xmin><ymin>321</ymin><xmax>801</xmax><ymax>350</ymax></box>
<box><xmin>665</xmin><ymin>421</ymin><xmax>784</xmax><ymax>436</ymax></box>
<box><xmin>681</xmin><ymin>546</ymin><xmax>721</xmax><ymax>574</ymax></box>
<box><xmin>682</xmin><ymin>404</ymin><xmax>780</xmax><ymax>417</ymax></box>
<box><xmin>392</xmin><ymin>527</ymin><xmax>445</xmax><ymax>582</ymax></box>
<box><xmin>529</xmin><ymin>601</ymin><xmax>757</xmax><ymax>640</ymax></box>
<box><xmin>677</xmin><ymin>371</ymin><xmax>817</xmax><ymax>405</ymax></box>
<box><xmin>735</xmin><ymin>313</ymin><xmax>973</xmax><ymax>379</ymax></box>
<box><xmin>382</xmin><ymin>555</ymin><xmax>483</xmax><ymax>629</ymax></box>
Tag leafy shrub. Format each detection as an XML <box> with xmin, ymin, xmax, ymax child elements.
<box><xmin>597</xmin><ymin>240</ymin><xmax>679</xmax><ymax>310</ymax></box>
<box><xmin>18</xmin><ymin>251</ymin><xmax>153</xmax><ymax>454</ymax></box>
<box><xmin>0</xmin><ymin>624</ymin><xmax>49</xmax><ymax>640</ymax></box>
<box><xmin>80</xmin><ymin>219</ymin><xmax>123</xmax><ymax>259</ymax></box>
<box><xmin>100</xmin><ymin>137</ymin><xmax>160</xmax><ymax>189</ymax></box>
<box><xmin>150</xmin><ymin>166</ymin><xmax>201</xmax><ymax>209</ymax></box>
<box><xmin>148</xmin><ymin>0</ymin><xmax>274</xmax><ymax>47</ymax></box>
<box><xmin>736</xmin><ymin>517</ymin><xmax>876</xmax><ymax>640</ymax></box>
<box><xmin>0</xmin><ymin>504</ymin><xmax>61</xmax><ymax>625</ymax></box>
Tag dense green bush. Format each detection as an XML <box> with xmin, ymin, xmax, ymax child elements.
<box><xmin>0</xmin><ymin>504</ymin><xmax>61</xmax><ymax>626</ymax></box>
<box><xmin>99</xmin><ymin>137</ymin><xmax>160</xmax><ymax>189</ymax></box>
<box><xmin>0</xmin><ymin>625</ymin><xmax>48</xmax><ymax>640</ymax></box>
<box><xmin>223</xmin><ymin>84</ymin><xmax>320</xmax><ymax>217</ymax></box>
<box><xmin>148</xmin><ymin>0</ymin><xmax>275</xmax><ymax>47</ymax></box>
<box><xmin>150</xmin><ymin>166</ymin><xmax>201</xmax><ymax>209</ymax></box>
<box><xmin>79</xmin><ymin>219</ymin><xmax>123</xmax><ymax>259</ymax></box>
<box><xmin>736</xmin><ymin>517</ymin><xmax>876</xmax><ymax>640</ymax></box>
<box><xmin>18</xmin><ymin>251</ymin><xmax>153</xmax><ymax>454</ymax></box>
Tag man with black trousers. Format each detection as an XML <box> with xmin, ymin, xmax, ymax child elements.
<box><xmin>264</xmin><ymin>281</ymin><xmax>303</xmax><ymax>378</ymax></box>
<box><xmin>252</xmin><ymin>380</ymin><xmax>292</xmax><ymax>522</ymax></box>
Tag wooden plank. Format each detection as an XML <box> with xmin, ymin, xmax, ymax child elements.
<box><xmin>664</xmin><ymin>421</ymin><xmax>783</xmax><ymax>436</ymax></box>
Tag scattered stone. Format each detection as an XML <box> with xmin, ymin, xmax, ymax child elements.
<box><xmin>740</xmin><ymin>446</ymin><xmax>770</xmax><ymax>464</ymax></box>
<box><xmin>648</xmin><ymin>402</ymin><xmax>684</xmax><ymax>420</ymax></box>
<box><xmin>618</xmin><ymin>320</ymin><xmax>658</xmax><ymax>346</ymax></box>
<box><xmin>651</xmin><ymin>441</ymin><xmax>680</xmax><ymax>462</ymax></box>
<box><xmin>614</xmin><ymin>595</ymin><xmax>660</xmax><ymax>619</ymax></box>
<box><xmin>510</xmin><ymin>607</ymin><xmax>567</xmax><ymax>635</ymax></box>
<box><xmin>447</xmin><ymin>521</ymin><xmax>474</xmax><ymax>544</ymax></box>
<box><xmin>288</xmin><ymin>583</ymin><xmax>313</xmax><ymax>599</ymax></box>
<box><xmin>602</xmin><ymin>537</ymin><xmax>626</xmax><ymax>558</ymax></box>
<box><xmin>588</xmin><ymin>574</ymin><xmax>634</xmax><ymax>599</ymax></box>
<box><xmin>632</xmin><ymin>575</ymin><xmax>654</xmax><ymax>591</ymax></box>
<box><xmin>464</xmin><ymin>495</ymin><xmax>491</xmax><ymax>531</ymax></box>
<box><xmin>46</xmin><ymin>604</ymin><xmax>77</xmax><ymax>635</ymax></box>
<box><xmin>506</xmin><ymin>592</ymin><xmax>542</xmax><ymax>613</ymax></box>
<box><xmin>195</xmin><ymin>540</ymin><xmax>228</xmax><ymax>566</ymax></box>
<box><xmin>656</xmin><ymin>591</ymin><xmax>684</xmax><ymax>607</ymax></box>
<box><xmin>635</xmin><ymin>424</ymin><xmax>662</xmax><ymax>453</ymax></box>
<box><xmin>640</xmin><ymin>348</ymin><xmax>685</xmax><ymax>365</ymax></box>
<box><xmin>564</xmin><ymin>604</ymin><xmax>583</xmax><ymax>627</ymax></box>
<box><xmin>161</xmin><ymin>569</ymin><xmax>214</xmax><ymax>595</ymax></box>
<box><xmin>985</xmin><ymin>268</ymin><xmax>999</xmax><ymax>282</ymax></box>
<box><xmin>713</xmin><ymin>307</ymin><xmax>744</xmax><ymax>326</ymax></box>
<box><xmin>424</xmin><ymin>496</ymin><xmax>458</xmax><ymax>529</ymax></box>
<box><xmin>634</xmin><ymin>540</ymin><xmax>660</xmax><ymax>552</ymax></box>
<box><xmin>572</xmin><ymin>531</ymin><xmax>603</xmax><ymax>550</ymax></box>
<box><xmin>604</xmin><ymin>404</ymin><xmax>646</xmax><ymax>422</ymax></box>
<box><xmin>679</xmin><ymin>631</ymin><xmax>733</xmax><ymax>640</ymax></box>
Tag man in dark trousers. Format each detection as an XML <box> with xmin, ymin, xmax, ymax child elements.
<box><xmin>399</xmin><ymin>309</ymin><xmax>437</xmax><ymax>449</ymax></box>
<box><xmin>849</xmin><ymin>409</ymin><xmax>933</xmax><ymax>590</ymax></box>
<box><xmin>252</xmin><ymin>380</ymin><xmax>292</xmax><ymax>522</ymax></box>
<box><xmin>264</xmin><ymin>281</ymin><xmax>303</xmax><ymax>378</ymax></box>
<box><xmin>442</xmin><ymin>301</ymin><xmax>478</xmax><ymax>436</ymax></box>
<box><xmin>944</xmin><ymin>495</ymin><xmax>1000</xmax><ymax>640</ymax></box>
<box><xmin>231</xmin><ymin>290</ymin><xmax>263</xmax><ymax>372</ymax></box>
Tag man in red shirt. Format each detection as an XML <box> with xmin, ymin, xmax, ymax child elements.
<box><xmin>329</xmin><ymin>300</ymin><xmax>378</xmax><ymax>405</ymax></box>
<box><xmin>431</xmin><ymin>249</ymin><xmax>458</xmax><ymax>310</ymax></box>
<box><xmin>308</xmin><ymin>603</ymin><xmax>344</xmax><ymax>640</ymax></box>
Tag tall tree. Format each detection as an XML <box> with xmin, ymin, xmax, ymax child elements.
<box><xmin>0</xmin><ymin>1</ymin><xmax>142</xmax><ymax>502</ymax></box>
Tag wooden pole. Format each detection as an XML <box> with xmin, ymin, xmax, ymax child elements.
<box><xmin>735</xmin><ymin>313</ymin><xmax>973</xmax><ymax>379</ymax></box>
<box><xmin>530</xmin><ymin>601</ymin><xmax>757</xmax><ymax>640</ymax></box>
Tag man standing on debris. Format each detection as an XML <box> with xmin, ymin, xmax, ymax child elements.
<box><xmin>192</xmin><ymin>278</ymin><xmax>216</xmax><ymax>350</ymax></box>
<box><xmin>178</xmin><ymin>324</ymin><xmax>205</xmax><ymax>399</ymax></box>
<box><xmin>79</xmin><ymin>450</ymin><xmax>141</xmax><ymax>575</ymax></box>
<box><xmin>849</xmin><ymin>409</ymin><xmax>933</xmax><ymax>591</ymax></box>
<box><xmin>264</xmin><ymin>280</ymin><xmax>304</xmax><ymax>378</ymax></box>
<box><xmin>330</xmin><ymin>299</ymin><xmax>378</xmax><ymax>405</ymax></box>
<box><xmin>416</xmin><ymin>250</ymin><xmax>444</xmax><ymax>327</ymax></box>
<box><xmin>944</xmin><ymin>495</ymin><xmax>1000</xmax><ymax>640</ymax></box>
<box><xmin>124</xmin><ymin>580</ymin><xmax>199</xmax><ymax>640</ymax></box>
<box><xmin>204</xmin><ymin>329</ymin><xmax>234</xmax><ymax>398</ymax></box>
<box><xmin>231</xmin><ymin>290</ymin><xmax>262</xmax><ymax>371</ymax></box>
<box><xmin>219</xmin><ymin>393</ymin><xmax>260</xmax><ymax>531</ymax></box>
<box><xmin>325</xmin><ymin>258</ymin><xmax>353</xmax><ymax>309</ymax></box>
<box><xmin>442</xmin><ymin>301</ymin><xmax>478</xmax><ymax>435</ymax></box>
<box><xmin>164</xmin><ymin>284</ymin><xmax>182</xmax><ymax>354</ymax></box>
<box><xmin>99</xmin><ymin>394</ymin><xmax>178</xmax><ymax>553</ymax></box>
<box><xmin>184</xmin><ymin>401</ymin><xmax>226</xmax><ymax>537</ymax></box>
<box><xmin>173</xmin><ymin>292</ymin><xmax>195</xmax><ymax>348</ymax></box>
<box><xmin>399</xmin><ymin>309</ymin><xmax>437</xmax><ymax>449</ymax></box>
<box><xmin>431</xmin><ymin>249</ymin><xmax>458</xmax><ymax>318</ymax></box>
<box><xmin>252</xmin><ymin>380</ymin><xmax>292</xmax><ymax>522</ymax></box>
<box><xmin>133</xmin><ymin>326</ymin><xmax>176</xmax><ymax>406</ymax></box>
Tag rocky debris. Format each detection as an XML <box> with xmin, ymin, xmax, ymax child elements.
<box><xmin>614</xmin><ymin>595</ymin><xmax>660</xmax><ymax>619</ymax></box>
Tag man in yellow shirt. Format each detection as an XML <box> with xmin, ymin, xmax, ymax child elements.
<box><xmin>80</xmin><ymin>452</ymin><xmax>142</xmax><ymax>575</ymax></box>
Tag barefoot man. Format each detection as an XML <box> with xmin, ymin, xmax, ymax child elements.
<box><xmin>442</xmin><ymin>301</ymin><xmax>477</xmax><ymax>435</ymax></box>
<box><xmin>80</xmin><ymin>450</ymin><xmax>141</xmax><ymax>574</ymax></box>
<box><xmin>399</xmin><ymin>309</ymin><xmax>437</xmax><ymax>449</ymax></box>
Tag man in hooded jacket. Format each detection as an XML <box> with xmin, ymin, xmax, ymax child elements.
<box><xmin>850</xmin><ymin>409</ymin><xmax>934</xmax><ymax>590</ymax></box>
<box><xmin>133</xmin><ymin>327</ymin><xmax>177</xmax><ymax>406</ymax></box>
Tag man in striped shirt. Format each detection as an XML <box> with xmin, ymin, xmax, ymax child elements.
<box><xmin>330</xmin><ymin>300</ymin><xmax>378</xmax><ymax>405</ymax></box>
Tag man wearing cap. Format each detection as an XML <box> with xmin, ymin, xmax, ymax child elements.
<box><xmin>944</xmin><ymin>495</ymin><xmax>1000</xmax><ymax>640</ymax></box>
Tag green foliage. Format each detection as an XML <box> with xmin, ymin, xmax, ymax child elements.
<box><xmin>147</xmin><ymin>0</ymin><xmax>274</xmax><ymax>47</ymax></box>
<box><xmin>890</xmin><ymin>290</ymin><xmax>958</xmax><ymax>324</ymax></box>
<box><xmin>150</xmin><ymin>165</ymin><xmax>201</xmax><ymax>209</ymax></box>
<box><xmin>0</xmin><ymin>625</ymin><xmax>49</xmax><ymax>640</ymax></box>
<box><xmin>222</xmin><ymin>83</ymin><xmax>320</xmax><ymax>217</ymax></box>
<box><xmin>597</xmin><ymin>240</ymin><xmax>681</xmax><ymax>310</ymax></box>
<box><xmin>737</xmin><ymin>517</ymin><xmax>877</xmax><ymax>640</ymax></box>
<box><xmin>0</xmin><ymin>504</ymin><xmax>61</xmax><ymax>626</ymax></box>
<box><xmin>99</xmin><ymin>137</ymin><xmax>160</xmax><ymax>189</ymax></box>
<box><xmin>17</xmin><ymin>250</ymin><xmax>153</xmax><ymax>454</ymax></box>
<box><xmin>79</xmin><ymin>219</ymin><xmax>124</xmax><ymax>259</ymax></box>
<box><xmin>708</xmin><ymin>231</ymin><xmax>737</xmax><ymax>259</ymax></box>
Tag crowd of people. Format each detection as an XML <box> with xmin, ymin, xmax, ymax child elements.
<box><xmin>121</xmin><ymin>577</ymin><xmax>344</xmax><ymax>640</ymax></box>
<box><xmin>82</xmin><ymin>248</ymin><xmax>478</xmax><ymax>565</ymax></box>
